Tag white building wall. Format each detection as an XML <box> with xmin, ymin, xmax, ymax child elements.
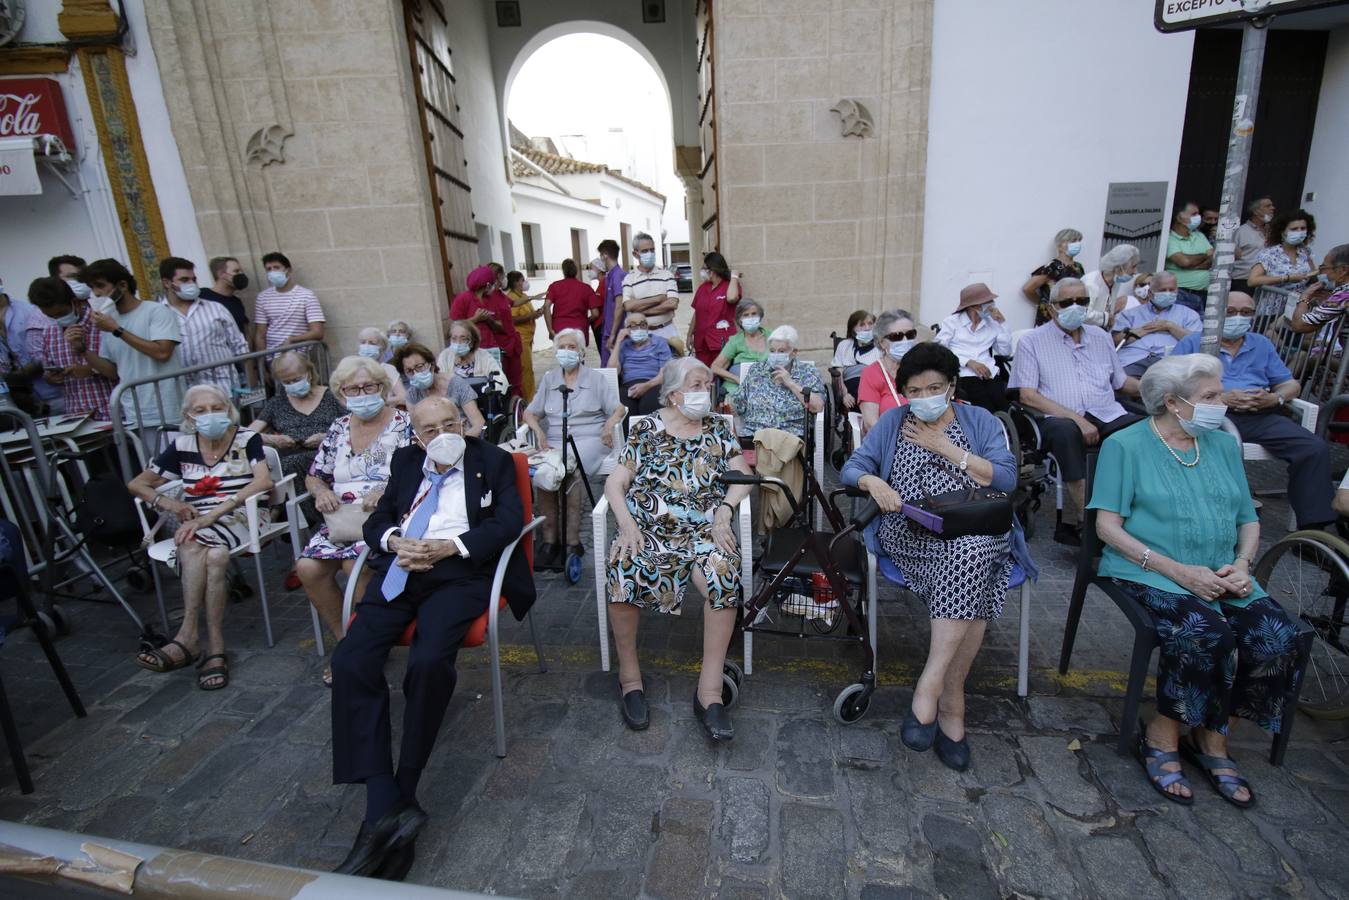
<box><xmin>920</xmin><ymin>2</ymin><xmax>1195</xmax><ymax>333</ymax></box>
<box><xmin>512</xmin><ymin>182</ymin><xmax>607</xmax><ymax>272</ymax></box>
<box><xmin>1303</xmin><ymin>26</ymin><xmax>1349</xmax><ymax>254</ymax></box>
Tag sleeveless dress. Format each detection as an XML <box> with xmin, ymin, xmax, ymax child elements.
<box><xmin>875</xmin><ymin>417</ymin><xmax>1011</xmax><ymax>620</ymax></box>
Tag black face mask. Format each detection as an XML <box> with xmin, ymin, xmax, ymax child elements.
<box><xmin>231</xmin><ymin>272</ymin><xmax>249</xmax><ymax>290</ymax></box>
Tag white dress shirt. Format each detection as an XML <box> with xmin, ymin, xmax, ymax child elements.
<box><xmin>380</xmin><ymin>457</ymin><xmax>471</xmax><ymax>558</ymax></box>
<box><xmin>934</xmin><ymin>312</ymin><xmax>1011</xmax><ymax>378</ymax></box>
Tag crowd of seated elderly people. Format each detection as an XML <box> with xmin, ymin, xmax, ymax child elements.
<box><xmin>47</xmin><ymin>223</ymin><xmax>1349</xmax><ymax>877</ymax></box>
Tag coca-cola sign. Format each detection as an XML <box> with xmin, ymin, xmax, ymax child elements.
<box><xmin>0</xmin><ymin>78</ymin><xmax>74</xmax><ymax>149</ymax></box>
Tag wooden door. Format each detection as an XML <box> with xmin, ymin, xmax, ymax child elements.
<box><xmin>404</xmin><ymin>0</ymin><xmax>479</xmax><ymax>297</ymax></box>
<box><xmin>696</xmin><ymin>0</ymin><xmax>720</xmax><ymax>252</ymax></box>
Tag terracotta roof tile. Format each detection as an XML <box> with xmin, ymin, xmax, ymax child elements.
<box><xmin>511</xmin><ymin>144</ymin><xmax>664</xmax><ymax>201</ymax></box>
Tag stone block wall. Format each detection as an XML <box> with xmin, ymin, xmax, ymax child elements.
<box><xmin>713</xmin><ymin>0</ymin><xmax>933</xmax><ymax>353</ymax></box>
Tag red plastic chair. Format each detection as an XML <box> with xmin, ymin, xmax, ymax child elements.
<box><xmin>340</xmin><ymin>453</ymin><xmax>545</xmax><ymax>758</ymax></box>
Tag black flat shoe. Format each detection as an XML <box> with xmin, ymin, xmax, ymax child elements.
<box><xmin>934</xmin><ymin>726</ymin><xmax>971</xmax><ymax>771</ymax></box>
<box><xmin>694</xmin><ymin>697</ymin><xmax>734</xmax><ymax>741</ymax></box>
<box><xmin>900</xmin><ymin>708</ymin><xmax>938</xmax><ymax>752</ymax></box>
<box><xmin>621</xmin><ymin>689</ymin><xmax>649</xmax><ymax>731</ymax></box>
<box><xmin>374</xmin><ymin>839</ymin><xmax>416</xmax><ymax>882</ymax></box>
<box><xmin>334</xmin><ymin>822</ymin><xmax>384</xmax><ymax>877</ymax></box>
<box><xmin>334</xmin><ymin>800</ymin><xmax>428</xmax><ymax>877</ymax></box>
<box><xmin>1053</xmin><ymin>522</ymin><xmax>1082</xmax><ymax>547</ymax></box>
<box><xmin>537</xmin><ymin>542</ymin><xmax>558</xmax><ymax>565</ymax></box>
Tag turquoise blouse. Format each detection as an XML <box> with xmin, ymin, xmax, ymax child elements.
<box><xmin>1088</xmin><ymin>419</ymin><xmax>1266</xmax><ymax>608</ymax></box>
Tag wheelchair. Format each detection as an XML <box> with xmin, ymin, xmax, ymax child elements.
<box><xmin>1001</xmin><ymin>402</ymin><xmax>1062</xmax><ymax>540</ymax></box>
<box><xmin>463</xmin><ymin>374</ymin><xmax>519</xmax><ymax>445</ymax></box>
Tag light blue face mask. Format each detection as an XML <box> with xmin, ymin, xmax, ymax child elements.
<box><xmin>1151</xmin><ymin>291</ymin><xmax>1177</xmax><ymax>309</ymax></box>
<box><xmin>388</xmin><ymin>334</ymin><xmax>409</xmax><ymax>348</ymax></box>
<box><xmin>266</xmin><ymin>270</ymin><xmax>288</xmax><ymax>288</ymax></box>
<box><xmin>346</xmin><ymin>394</ymin><xmax>386</xmax><ymax>420</ymax></box>
<box><xmin>1066</xmin><ymin>241</ymin><xmax>1083</xmax><ymax>258</ymax></box>
<box><xmin>638</xmin><ymin>251</ymin><xmax>656</xmax><ymax>268</ymax></box>
<box><xmin>1056</xmin><ymin>303</ymin><xmax>1089</xmax><ymax>332</ymax></box>
<box><xmin>854</xmin><ymin>329</ymin><xmax>873</xmax><ymax>344</ymax></box>
<box><xmin>174</xmin><ymin>283</ymin><xmax>201</xmax><ymax>301</ymax></box>
<box><xmin>65</xmin><ymin>279</ymin><xmax>91</xmax><ymax>300</ymax></box>
<box><xmin>888</xmin><ymin>339</ymin><xmax>915</xmax><ymax>362</ymax></box>
<box><xmin>1318</xmin><ymin>273</ymin><xmax>1334</xmax><ymax>288</ymax></box>
<box><xmin>1284</xmin><ymin>230</ymin><xmax>1307</xmax><ymax>246</ymax></box>
<box><xmin>908</xmin><ymin>391</ymin><xmax>950</xmax><ymax>423</ymax></box>
<box><xmin>409</xmin><ymin>370</ymin><xmax>435</xmax><ymax>390</ymax></box>
<box><xmin>1114</xmin><ymin>273</ymin><xmax>1134</xmax><ymax>284</ymax></box>
<box><xmin>357</xmin><ymin>343</ymin><xmax>381</xmax><ymax>359</ymax></box>
<box><xmin>767</xmin><ymin>351</ymin><xmax>791</xmax><ymax>368</ymax></box>
<box><xmin>629</xmin><ymin>329</ymin><xmax>649</xmax><ymax>343</ymax></box>
<box><xmin>283</xmin><ymin>378</ymin><xmax>310</xmax><ymax>397</ymax></box>
<box><xmin>448</xmin><ymin>341</ymin><xmax>471</xmax><ymax>358</ymax></box>
<box><xmin>1222</xmin><ymin>315</ymin><xmax>1252</xmax><ymax>340</ymax></box>
<box><xmin>1176</xmin><ymin>396</ymin><xmax>1228</xmax><ymax>435</ymax></box>
<box><xmin>740</xmin><ymin>316</ymin><xmax>761</xmax><ymax>332</ymax></box>
<box><xmin>54</xmin><ymin>309</ymin><xmax>80</xmax><ymax>328</ymax></box>
<box><xmin>194</xmin><ymin>411</ymin><xmax>233</xmax><ymax>439</ymax></box>
<box><xmin>556</xmin><ymin>348</ymin><xmax>582</xmax><ymax>370</ymax></box>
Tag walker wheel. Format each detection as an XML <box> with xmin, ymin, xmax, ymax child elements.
<box><xmin>565</xmin><ymin>553</ymin><xmax>583</xmax><ymax>584</ymax></box>
<box><xmin>723</xmin><ymin>660</ymin><xmax>744</xmax><ymax>687</ymax></box>
<box><xmin>50</xmin><ymin>604</ymin><xmax>72</xmax><ymax>636</ymax></box>
<box><xmin>721</xmin><ymin>672</ymin><xmax>740</xmax><ymax>708</ymax></box>
<box><xmin>833</xmin><ymin>683</ymin><xmax>871</xmax><ymax>724</ymax></box>
<box><xmin>34</xmin><ymin>610</ymin><xmax>57</xmax><ymax>638</ymax></box>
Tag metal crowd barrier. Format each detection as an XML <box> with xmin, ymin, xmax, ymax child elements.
<box><xmin>109</xmin><ymin>341</ymin><xmax>331</xmax><ymax>480</ymax></box>
<box><xmin>1254</xmin><ymin>285</ymin><xmax>1349</xmax><ymax>405</ymax></box>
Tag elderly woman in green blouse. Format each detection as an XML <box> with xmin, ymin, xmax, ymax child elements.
<box><xmin>1089</xmin><ymin>353</ymin><xmax>1303</xmax><ymax>809</ymax></box>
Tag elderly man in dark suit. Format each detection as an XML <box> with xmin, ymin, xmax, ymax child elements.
<box><xmin>331</xmin><ymin>396</ymin><xmax>535</xmax><ymax>878</ymax></box>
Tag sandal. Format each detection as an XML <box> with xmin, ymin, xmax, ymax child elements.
<box><xmin>197</xmin><ymin>653</ymin><xmax>230</xmax><ymax>691</ymax></box>
<box><xmin>1135</xmin><ymin>722</ymin><xmax>1194</xmax><ymax>806</ymax></box>
<box><xmin>322</xmin><ymin>665</ymin><xmax>333</xmax><ymax>689</ymax></box>
<box><xmin>1180</xmin><ymin>734</ymin><xmax>1255</xmax><ymax>809</ymax></box>
<box><xmin>135</xmin><ymin>639</ymin><xmax>198</xmax><ymax>673</ymax></box>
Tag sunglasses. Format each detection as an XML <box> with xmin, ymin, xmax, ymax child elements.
<box><xmin>885</xmin><ymin>329</ymin><xmax>918</xmax><ymax>341</ymax></box>
<box><xmin>1054</xmin><ymin>297</ymin><xmax>1090</xmax><ymax>309</ymax></box>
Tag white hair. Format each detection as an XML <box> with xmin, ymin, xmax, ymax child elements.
<box><xmin>330</xmin><ymin>355</ymin><xmax>394</xmax><ymax>399</ymax></box>
<box><xmin>1049</xmin><ymin>277</ymin><xmax>1085</xmax><ymax>303</ymax></box>
<box><xmin>553</xmin><ymin>328</ymin><xmax>586</xmax><ymax>349</ymax></box>
<box><xmin>179</xmin><ymin>383</ymin><xmax>238</xmax><ymax>433</ymax></box>
<box><xmin>1139</xmin><ymin>353</ymin><xmax>1223</xmax><ymax>416</ymax></box>
<box><xmin>1100</xmin><ymin>244</ymin><xmax>1140</xmax><ymax>274</ymax></box>
<box><xmin>386</xmin><ymin>320</ymin><xmax>410</xmax><ymax>334</ymax></box>
<box><xmin>659</xmin><ymin>357</ymin><xmax>713</xmax><ymax>405</ymax></box>
<box><xmin>768</xmin><ymin>324</ymin><xmax>799</xmax><ymax>349</ymax></box>
<box><xmin>269</xmin><ymin>350</ymin><xmax>316</xmax><ymax>381</ymax></box>
<box><xmin>357</xmin><ymin>327</ymin><xmax>388</xmax><ymax>351</ymax></box>
<box><xmin>875</xmin><ymin>309</ymin><xmax>915</xmax><ymax>336</ymax></box>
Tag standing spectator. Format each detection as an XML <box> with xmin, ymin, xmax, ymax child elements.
<box><xmin>159</xmin><ymin>257</ymin><xmax>252</xmax><ymax>396</ymax></box>
<box><xmin>1008</xmin><ymin>277</ymin><xmax>1141</xmax><ymax>546</ymax></box>
<box><xmin>0</xmin><ymin>275</ymin><xmax>57</xmax><ymax>415</ymax></box>
<box><xmin>616</xmin><ymin>233</ymin><xmax>681</xmax><ymax>355</ymax></box>
<box><xmin>1231</xmin><ymin>196</ymin><xmax>1274</xmax><ymax>295</ymax></box>
<box><xmin>31</xmin><ymin>277</ymin><xmax>112</xmax><ymax>419</ymax></box>
<box><xmin>1022</xmin><ymin>228</ymin><xmax>1086</xmax><ymax>325</ymax></box>
<box><xmin>82</xmin><ymin>258</ymin><xmax>183</xmax><ymax>450</ymax></box>
<box><xmin>934</xmin><ymin>283</ymin><xmax>1011</xmax><ymax>412</ymax></box>
<box><xmin>1247</xmin><ymin>209</ymin><xmax>1317</xmax><ymax>300</ymax></box>
<box><xmin>504</xmin><ymin>271</ymin><xmax>542</xmax><ymax>400</ymax></box>
<box><xmin>449</xmin><ymin>266</ymin><xmax>519</xmax><ymax>394</ymax></box>
<box><xmin>48</xmin><ymin>255</ymin><xmax>87</xmax><ymax>282</ymax></box>
<box><xmin>831</xmin><ymin>309</ymin><xmax>882</xmax><ymax>410</ymax></box>
<box><xmin>253</xmin><ymin>251</ymin><xmax>325</xmax><ymax>355</ymax></box>
<box><xmin>612</xmin><ymin>311</ymin><xmax>673</xmax><ymax>416</ymax></box>
<box><xmin>1082</xmin><ymin>244</ymin><xmax>1140</xmax><ymax>326</ymax></box>
<box><xmin>1199</xmin><ymin>206</ymin><xmax>1220</xmax><ymax>243</ymax></box>
<box><xmin>1287</xmin><ymin>243</ymin><xmax>1349</xmax><ymax>335</ymax></box>
<box><xmin>1164</xmin><ymin>202</ymin><xmax>1214</xmax><ymax>314</ymax></box>
<box><xmin>1113</xmin><ymin>272</ymin><xmax>1200</xmax><ymax>377</ymax></box>
<box><xmin>544</xmin><ymin>259</ymin><xmax>600</xmax><ymax>344</ymax></box>
<box><xmin>597</xmin><ymin>239</ymin><xmax>626</xmax><ymax>366</ymax></box>
<box><xmin>199</xmin><ymin>256</ymin><xmax>251</xmax><ymax>339</ymax></box>
<box><xmin>487</xmin><ymin>262</ymin><xmax>525</xmax><ymax>397</ymax></box>
<box><xmin>1172</xmin><ymin>291</ymin><xmax>1334</xmax><ymax>530</ymax></box>
<box><xmin>687</xmin><ymin>252</ymin><xmax>742</xmax><ymax>367</ymax></box>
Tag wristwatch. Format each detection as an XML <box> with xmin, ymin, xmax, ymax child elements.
<box><xmin>958</xmin><ymin>450</ymin><xmax>970</xmax><ymax>472</ymax></box>
<box><xmin>113</xmin><ymin>327</ymin><xmax>125</xmax><ymax>338</ymax></box>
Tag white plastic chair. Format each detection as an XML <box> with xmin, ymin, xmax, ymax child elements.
<box><xmin>135</xmin><ymin>445</ymin><xmax>299</xmax><ymax>648</ymax></box>
<box><xmin>285</xmin><ymin>487</ymin><xmax>338</xmax><ymax>658</ymax></box>
<box><xmin>595</xmin><ymin>367</ymin><xmax>627</xmax><ymax>477</ymax></box>
<box><xmin>1220</xmin><ymin>400</ymin><xmax>1319</xmax><ymax>532</ymax></box>
<box><xmin>591</xmin><ymin>414</ymin><xmax>753</xmax><ymax>674</ymax></box>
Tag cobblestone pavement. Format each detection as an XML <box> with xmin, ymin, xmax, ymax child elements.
<box><xmin>2</xmin><ymin>460</ymin><xmax>1348</xmax><ymax>898</ymax></box>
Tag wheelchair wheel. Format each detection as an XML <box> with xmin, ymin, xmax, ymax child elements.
<box><xmin>723</xmin><ymin>660</ymin><xmax>744</xmax><ymax>686</ymax></box>
<box><xmin>721</xmin><ymin>672</ymin><xmax>740</xmax><ymax>708</ymax></box>
<box><xmin>994</xmin><ymin>411</ymin><xmax>1023</xmax><ymax>473</ymax></box>
<box><xmin>1254</xmin><ymin>530</ymin><xmax>1349</xmax><ymax>717</ymax></box>
<box><xmin>832</xmin><ymin>682</ymin><xmax>871</xmax><ymax>724</ymax></box>
<box><xmin>565</xmin><ymin>552</ymin><xmax>584</xmax><ymax>585</ymax></box>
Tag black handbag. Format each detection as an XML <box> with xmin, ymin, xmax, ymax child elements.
<box><xmin>900</xmin><ymin>458</ymin><xmax>1013</xmax><ymax>539</ymax></box>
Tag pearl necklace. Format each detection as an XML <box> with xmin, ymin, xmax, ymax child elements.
<box><xmin>1149</xmin><ymin>417</ymin><xmax>1199</xmax><ymax>468</ymax></box>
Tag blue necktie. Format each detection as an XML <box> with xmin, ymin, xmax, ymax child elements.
<box><xmin>381</xmin><ymin>469</ymin><xmax>453</xmax><ymax>601</ymax></box>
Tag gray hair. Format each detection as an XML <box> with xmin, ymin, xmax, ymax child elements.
<box><xmin>1139</xmin><ymin>353</ymin><xmax>1223</xmax><ymax>416</ymax></box>
<box><xmin>1247</xmin><ymin>196</ymin><xmax>1271</xmax><ymax>217</ymax></box>
<box><xmin>179</xmin><ymin>383</ymin><xmax>238</xmax><ymax>433</ymax></box>
<box><xmin>1054</xmin><ymin>228</ymin><xmax>1083</xmax><ymax>246</ymax></box>
<box><xmin>357</xmin><ymin>327</ymin><xmax>388</xmax><ymax>351</ymax></box>
<box><xmin>553</xmin><ymin>328</ymin><xmax>586</xmax><ymax>349</ymax></box>
<box><xmin>659</xmin><ymin>357</ymin><xmax>713</xmax><ymax>405</ymax></box>
<box><xmin>330</xmin><ymin>354</ymin><xmax>394</xmax><ymax>399</ymax></box>
<box><xmin>875</xmin><ymin>308</ymin><xmax>915</xmax><ymax>336</ymax></box>
<box><xmin>1324</xmin><ymin>243</ymin><xmax>1349</xmax><ymax>269</ymax></box>
<box><xmin>633</xmin><ymin>232</ymin><xmax>655</xmax><ymax>251</ymax></box>
<box><xmin>768</xmin><ymin>324</ymin><xmax>799</xmax><ymax>349</ymax></box>
<box><xmin>738</xmin><ymin>298</ymin><xmax>764</xmax><ymax>320</ymax></box>
<box><xmin>1100</xmin><ymin>244</ymin><xmax>1140</xmax><ymax>275</ymax></box>
<box><xmin>386</xmin><ymin>320</ymin><xmax>411</xmax><ymax>335</ymax></box>
<box><xmin>1049</xmin><ymin>276</ymin><xmax>1086</xmax><ymax>303</ymax></box>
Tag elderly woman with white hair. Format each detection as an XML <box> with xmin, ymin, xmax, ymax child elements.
<box><xmin>1084</xmin><ymin>243</ymin><xmax>1141</xmax><ymax>326</ymax></box>
<box><xmin>606</xmin><ymin>356</ymin><xmax>755</xmax><ymax>739</ymax></box>
<box><xmin>382</xmin><ymin>319</ymin><xmax>412</xmax><ymax>362</ymax></box>
<box><xmin>730</xmin><ymin>324</ymin><xmax>826</xmax><ymax>439</ymax></box>
<box><xmin>1090</xmin><ymin>353</ymin><xmax>1302</xmax><ymax>808</ymax></box>
<box><xmin>1022</xmin><ymin>227</ymin><xmax>1087</xmax><ymax>324</ymax></box>
<box><xmin>354</xmin><ymin>327</ymin><xmax>407</xmax><ymax>408</ymax></box>
<box><xmin>127</xmin><ymin>384</ymin><xmax>273</xmax><ymax>689</ymax></box>
<box><xmin>297</xmin><ymin>355</ymin><xmax>412</xmax><ymax>685</ymax></box>
<box><xmin>524</xmin><ymin>328</ymin><xmax>625</xmax><ymax>564</ymax></box>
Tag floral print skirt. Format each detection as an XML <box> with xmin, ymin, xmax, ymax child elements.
<box><xmin>1114</xmin><ymin>580</ymin><xmax>1304</xmax><ymax>734</ymax></box>
<box><xmin>608</xmin><ymin>519</ymin><xmax>741</xmax><ymax>614</ymax></box>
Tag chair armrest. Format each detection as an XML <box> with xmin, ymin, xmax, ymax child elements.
<box><xmin>134</xmin><ymin>480</ymin><xmax>184</xmax><ymax>540</ymax></box>
<box><xmin>340</xmin><ymin>545</ymin><xmax>373</xmax><ymax>636</ymax></box>
<box><xmin>489</xmin><ymin>516</ymin><xmax>545</xmax><ymax>634</ymax></box>
<box><xmin>286</xmin><ymin>490</ymin><xmax>313</xmax><ymax>557</ymax></box>
<box><xmin>1289</xmin><ymin>397</ymin><xmax>1317</xmax><ymax>432</ymax></box>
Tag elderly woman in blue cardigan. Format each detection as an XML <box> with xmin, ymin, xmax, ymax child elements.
<box><xmin>842</xmin><ymin>343</ymin><xmax>1035</xmax><ymax>771</ymax></box>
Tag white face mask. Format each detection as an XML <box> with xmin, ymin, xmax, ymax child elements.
<box><xmin>677</xmin><ymin>390</ymin><xmax>713</xmax><ymax>418</ymax></box>
<box><xmin>424</xmin><ymin>432</ymin><xmax>466</xmax><ymax>468</ymax></box>
<box><xmin>1133</xmin><ymin>284</ymin><xmax>1151</xmax><ymax>301</ymax></box>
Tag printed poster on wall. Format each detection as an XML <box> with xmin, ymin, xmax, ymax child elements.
<box><xmin>1101</xmin><ymin>181</ymin><xmax>1169</xmax><ymax>273</ymax></box>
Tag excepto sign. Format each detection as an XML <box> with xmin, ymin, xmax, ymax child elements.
<box><xmin>1155</xmin><ymin>0</ymin><xmax>1348</xmax><ymax>31</ymax></box>
<box><xmin>0</xmin><ymin>140</ymin><xmax>41</xmax><ymax>195</ymax></box>
<box><xmin>0</xmin><ymin>77</ymin><xmax>75</xmax><ymax>149</ymax></box>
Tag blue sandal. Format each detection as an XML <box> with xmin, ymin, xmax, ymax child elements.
<box><xmin>1135</xmin><ymin>727</ymin><xmax>1194</xmax><ymax>806</ymax></box>
<box><xmin>1180</xmin><ymin>735</ymin><xmax>1255</xmax><ymax>809</ymax></box>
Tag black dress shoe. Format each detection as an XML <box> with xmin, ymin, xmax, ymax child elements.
<box><xmin>1053</xmin><ymin>522</ymin><xmax>1082</xmax><ymax>547</ymax></box>
<box><xmin>334</xmin><ymin>822</ymin><xmax>385</xmax><ymax>877</ymax></box>
<box><xmin>374</xmin><ymin>839</ymin><xmax>416</xmax><ymax>882</ymax></box>
<box><xmin>621</xmin><ymin>689</ymin><xmax>649</xmax><ymax>731</ymax></box>
<box><xmin>334</xmin><ymin>800</ymin><xmax>428</xmax><ymax>877</ymax></box>
<box><xmin>900</xmin><ymin>708</ymin><xmax>938</xmax><ymax>752</ymax></box>
<box><xmin>694</xmin><ymin>697</ymin><xmax>734</xmax><ymax>741</ymax></box>
<box><xmin>934</xmin><ymin>726</ymin><xmax>971</xmax><ymax>771</ymax></box>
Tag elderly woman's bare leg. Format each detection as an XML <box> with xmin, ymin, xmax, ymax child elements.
<box><xmin>910</xmin><ymin>619</ymin><xmax>970</xmax><ymax>726</ymax></box>
<box><xmin>1143</xmin><ymin>715</ymin><xmax>1192</xmax><ymax>800</ymax></box>
<box><xmin>137</xmin><ymin>541</ymin><xmax>208</xmax><ymax>670</ymax></box>
<box><xmin>201</xmin><ymin>546</ymin><xmax>230</xmax><ymax>658</ymax></box>
<box><xmin>536</xmin><ymin>489</ymin><xmax>559</xmax><ymax>543</ymax></box>
<box><xmin>1188</xmin><ymin>719</ymin><xmax>1250</xmax><ymax>803</ymax></box>
<box><xmin>935</xmin><ymin>620</ymin><xmax>987</xmax><ymax>741</ymax></box>
<box><xmin>298</xmin><ymin>557</ymin><xmax>347</xmax><ymax>637</ymax></box>
<box><xmin>563</xmin><ymin>484</ymin><xmax>584</xmax><ymax>547</ymax></box>
<box><xmin>692</xmin><ymin>569</ymin><xmax>736</xmax><ymax>708</ymax></box>
<box><xmin>608</xmin><ymin>602</ymin><xmax>643</xmax><ymax>694</ymax></box>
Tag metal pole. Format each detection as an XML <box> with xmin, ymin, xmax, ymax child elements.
<box><xmin>1199</xmin><ymin>20</ymin><xmax>1268</xmax><ymax>356</ymax></box>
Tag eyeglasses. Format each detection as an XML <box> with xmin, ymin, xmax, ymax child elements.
<box><xmin>406</xmin><ymin>362</ymin><xmax>434</xmax><ymax>376</ymax></box>
<box><xmin>340</xmin><ymin>382</ymin><xmax>382</xmax><ymax>397</ymax></box>
<box><xmin>417</xmin><ymin>421</ymin><xmax>462</xmax><ymax>439</ymax></box>
<box><xmin>1054</xmin><ymin>297</ymin><xmax>1090</xmax><ymax>309</ymax></box>
<box><xmin>885</xmin><ymin>329</ymin><xmax>918</xmax><ymax>341</ymax></box>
